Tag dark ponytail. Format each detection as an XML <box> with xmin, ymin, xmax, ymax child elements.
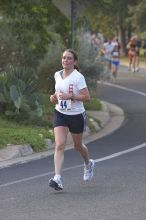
<box><xmin>74</xmin><ymin>64</ymin><xmax>80</xmax><ymax>71</ymax></box>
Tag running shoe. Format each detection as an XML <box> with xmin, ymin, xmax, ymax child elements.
<box><xmin>83</xmin><ymin>159</ymin><xmax>95</xmax><ymax>181</ymax></box>
<box><xmin>48</xmin><ymin>177</ymin><xmax>63</xmax><ymax>191</ymax></box>
<box><xmin>135</xmin><ymin>67</ymin><xmax>139</xmax><ymax>72</ymax></box>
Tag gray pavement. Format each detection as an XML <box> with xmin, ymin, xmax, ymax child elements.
<box><xmin>120</xmin><ymin>59</ymin><xmax>146</xmax><ymax>77</ymax></box>
<box><xmin>0</xmin><ymin>101</ymin><xmax>124</xmax><ymax>169</ymax></box>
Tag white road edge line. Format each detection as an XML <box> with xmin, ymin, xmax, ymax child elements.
<box><xmin>0</xmin><ymin>143</ymin><xmax>146</xmax><ymax>188</ymax></box>
<box><xmin>94</xmin><ymin>143</ymin><xmax>146</xmax><ymax>162</ymax></box>
<box><xmin>97</xmin><ymin>81</ymin><xmax>146</xmax><ymax>97</ymax></box>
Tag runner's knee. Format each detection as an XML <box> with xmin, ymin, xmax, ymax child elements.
<box><xmin>74</xmin><ymin>144</ymin><xmax>82</xmax><ymax>151</ymax></box>
<box><xmin>55</xmin><ymin>142</ymin><xmax>65</xmax><ymax>151</ymax></box>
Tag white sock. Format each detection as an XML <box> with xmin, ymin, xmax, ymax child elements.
<box><xmin>85</xmin><ymin>161</ymin><xmax>90</xmax><ymax>169</ymax></box>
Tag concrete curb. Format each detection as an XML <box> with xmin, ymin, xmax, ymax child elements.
<box><xmin>0</xmin><ymin>101</ymin><xmax>125</xmax><ymax>169</ymax></box>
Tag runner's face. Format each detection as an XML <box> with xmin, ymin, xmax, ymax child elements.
<box><xmin>62</xmin><ymin>51</ymin><xmax>76</xmax><ymax>70</ymax></box>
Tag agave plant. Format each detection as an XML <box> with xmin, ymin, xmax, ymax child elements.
<box><xmin>0</xmin><ymin>66</ymin><xmax>43</xmax><ymax>119</ymax></box>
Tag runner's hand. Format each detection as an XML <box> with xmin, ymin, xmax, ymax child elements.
<box><xmin>50</xmin><ymin>94</ymin><xmax>58</xmax><ymax>103</ymax></box>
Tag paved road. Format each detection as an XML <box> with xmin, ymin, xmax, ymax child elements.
<box><xmin>0</xmin><ymin>65</ymin><xmax>146</xmax><ymax>220</ymax></box>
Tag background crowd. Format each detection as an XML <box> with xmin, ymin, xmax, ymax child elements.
<box><xmin>90</xmin><ymin>33</ymin><xmax>146</xmax><ymax>83</ymax></box>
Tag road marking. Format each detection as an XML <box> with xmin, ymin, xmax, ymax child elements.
<box><xmin>0</xmin><ymin>143</ymin><xmax>146</xmax><ymax>188</ymax></box>
<box><xmin>94</xmin><ymin>143</ymin><xmax>146</xmax><ymax>162</ymax></box>
<box><xmin>97</xmin><ymin>81</ymin><xmax>146</xmax><ymax>97</ymax></box>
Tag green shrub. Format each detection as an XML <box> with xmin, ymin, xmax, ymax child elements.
<box><xmin>76</xmin><ymin>32</ymin><xmax>104</xmax><ymax>97</ymax></box>
<box><xmin>0</xmin><ymin>66</ymin><xmax>44</xmax><ymax>121</ymax></box>
<box><xmin>77</xmin><ymin>33</ymin><xmax>102</xmax><ymax>75</ymax></box>
<box><xmin>37</xmin><ymin>34</ymin><xmax>65</xmax><ymax>93</ymax></box>
<box><xmin>84</xmin><ymin>98</ymin><xmax>102</xmax><ymax>111</ymax></box>
<box><xmin>0</xmin><ymin>117</ymin><xmax>54</xmax><ymax>151</ymax></box>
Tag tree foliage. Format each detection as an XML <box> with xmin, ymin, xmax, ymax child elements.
<box><xmin>129</xmin><ymin>0</ymin><xmax>146</xmax><ymax>32</ymax></box>
<box><xmin>0</xmin><ymin>0</ymin><xmax>69</xmax><ymax>69</ymax></box>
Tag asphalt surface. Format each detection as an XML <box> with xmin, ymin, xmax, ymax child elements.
<box><xmin>0</xmin><ymin>64</ymin><xmax>146</xmax><ymax>220</ymax></box>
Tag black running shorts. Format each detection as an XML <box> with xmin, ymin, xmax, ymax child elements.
<box><xmin>53</xmin><ymin>109</ymin><xmax>86</xmax><ymax>134</ymax></box>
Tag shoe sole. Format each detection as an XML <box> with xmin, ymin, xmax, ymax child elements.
<box><xmin>89</xmin><ymin>160</ymin><xmax>95</xmax><ymax>180</ymax></box>
<box><xmin>49</xmin><ymin>179</ymin><xmax>63</xmax><ymax>191</ymax></box>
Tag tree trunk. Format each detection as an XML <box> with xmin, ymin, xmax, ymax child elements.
<box><xmin>118</xmin><ymin>25</ymin><xmax>127</xmax><ymax>56</ymax></box>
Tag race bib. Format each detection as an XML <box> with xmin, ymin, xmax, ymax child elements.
<box><xmin>58</xmin><ymin>99</ymin><xmax>72</xmax><ymax>110</ymax></box>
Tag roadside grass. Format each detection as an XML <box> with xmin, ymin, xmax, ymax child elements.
<box><xmin>84</xmin><ymin>98</ymin><xmax>102</xmax><ymax>110</ymax></box>
<box><xmin>0</xmin><ymin>117</ymin><xmax>54</xmax><ymax>152</ymax></box>
<box><xmin>0</xmin><ymin>98</ymin><xmax>101</xmax><ymax>152</ymax></box>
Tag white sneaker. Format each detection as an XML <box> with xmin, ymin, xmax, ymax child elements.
<box><xmin>83</xmin><ymin>159</ymin><xmax>95</xmax><ymax>181</ymax></box>
<box><xmin>135</xmin><ymin>67</ymin><xmax>139</xmax><ymax>72</ymax></box>
<box><xmin>48</xmin><ymin>177</ymin><xmax>63</xmax><ymax>191</ymax></box>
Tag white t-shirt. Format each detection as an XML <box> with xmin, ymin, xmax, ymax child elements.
<box><xmin>54</xmin><ymin>69</ymin><xmax>87</xmax><ymax>115</ymax></box>
<box><xmin>103</xmin><ymin>42</ymin><xmax>115</xmax><ymax>60</ymax></box>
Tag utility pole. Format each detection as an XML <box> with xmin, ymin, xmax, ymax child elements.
<box><xmin>52</xmin><ymin>0</ymin><xmax>89</xmax><ymax>48</ymax></box>
<box><xmin>70</xmin><ymin>0</ymin><xmax>76</xmax><ymax>49</ymax></box>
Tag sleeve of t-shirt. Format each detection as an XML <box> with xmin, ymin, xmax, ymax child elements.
<box><xmin>77</xmin><ymin>75</ymin><xmax>87</xmax><ymax>90</ymax></box>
